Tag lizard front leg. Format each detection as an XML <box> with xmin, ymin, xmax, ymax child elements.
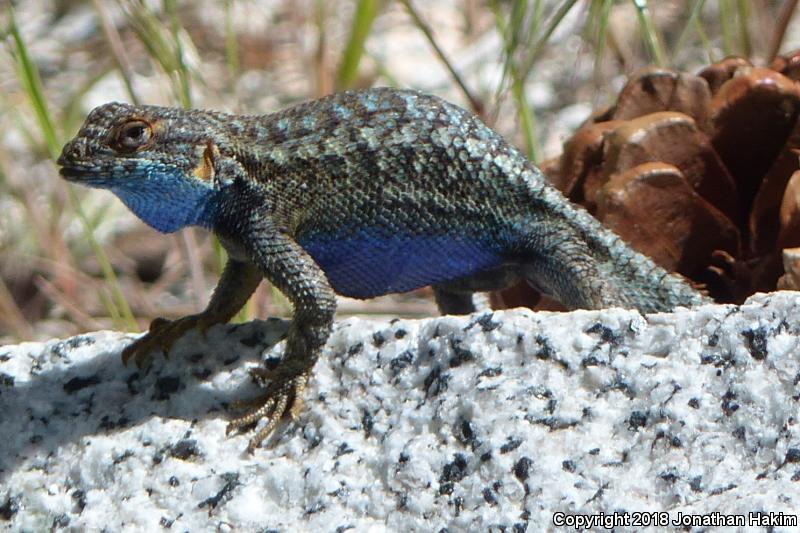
<box><xmin>122</xmin><ymin>258</ymin><xmax>263</xmax><ymax>367</ymax></box>
<box><xmin>224</xmin><ymin>219</ymin><xmax>336</xmax><ymax>451</ymax></box>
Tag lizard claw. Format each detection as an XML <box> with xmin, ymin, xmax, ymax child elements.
<box><xmin>122</xmin><ymin>313</ymin><xmax>214</xmax><ymax>368</ymax></box>
<box><xmin>227</xmin><ymin>369</ymin><xmax>309</xmax><ymax>452</ymax></box>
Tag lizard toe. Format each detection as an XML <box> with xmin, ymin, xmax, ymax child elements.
<box><xmin>121</xmin><ymin>314</ymin><xmax>206</xmax><ymax>368</ymax></box>
<box><xmin>227</xmin><ymin>371</ymin><xmax>309</xmax><ymax>451</ymax></box>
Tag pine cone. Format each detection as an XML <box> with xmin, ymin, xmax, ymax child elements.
<box><xmin>495</xmin><ymin>52</ymin><xmax>800</xmax><ymax>309</ymax></box>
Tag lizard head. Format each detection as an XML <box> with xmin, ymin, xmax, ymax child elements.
<box><xmin>57</xmin><ymin>102</ymin><xmax>229</xmax><ymax>233</ymax></box>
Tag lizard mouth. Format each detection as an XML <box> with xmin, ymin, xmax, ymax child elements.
<box><xmin>59</xmin><ymin>167</ymin><xmax>87</xmax><ymax>181</ymax></box>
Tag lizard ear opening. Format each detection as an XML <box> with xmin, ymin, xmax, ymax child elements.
<box><xmin>113</xmin><ymin>119</ymin><xmax>154</xmax><ymax>153</ymax></box>
<box><xmin>194</xmin><ymin>141</ymin><xmax>219</xmax><ymax>184</ymax></box>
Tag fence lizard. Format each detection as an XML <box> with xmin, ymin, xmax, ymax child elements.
<box><xmin>58</xmin><ymin>88</ymin><xmax>710</xmax><ymax>450</ymax></box>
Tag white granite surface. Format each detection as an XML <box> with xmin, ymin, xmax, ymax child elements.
<box><xmin>2</xmin><ymin>293</ymin><xmax>800</xmax><ymax>531</ymax></box>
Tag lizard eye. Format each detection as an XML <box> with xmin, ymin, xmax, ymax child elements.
<box><xmin>114</xmin><ymin>119</ymin><xmax>153</xmax><ymax>152</ymax></box>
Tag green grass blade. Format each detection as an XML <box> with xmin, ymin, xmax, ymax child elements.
<box><xmin>401</xmin><ymin>0</ymin><xmax>483</xmax><ymax>114</ymax></box>
<box><xmin>7</xmin><ymin>8</ymin><xmax>60</xmax><ymax>159</ymax></box>
<box><xmin>6</xmin><ymin>4</ymin><xmax>137</xmax><ymax>331</ymax></box>
<box><xmin>632</xmin><ymin>0</ymin><xmax>668</xmax><ymax>67</ymax></box>
<box><xmin>719</xmin><ymin>0</ymin><xmax>735</xmax><ymax>56</ymax></box>
<box><xmin>520</xmin><ymin>0</ymin><xmax>581</xmax><ymax>81</ymax></box>
<box><xmin>224</xmin><ymin>0</ymin><xmax>240</xmax><ymax>79</ymax></box>
<box><xmin>673</xmin><ymin>0</ymin><xmax>708</xmax><ymax>60</ymax></box>
<box><xmin>736</xmin><ymin>0</ymin><xmax>751</xmax><ymax>57</ymax></box>
<box><xmin>336</xmin><ymin>0</ymin><xmax>381</xmax><ymax>89</ymax></box>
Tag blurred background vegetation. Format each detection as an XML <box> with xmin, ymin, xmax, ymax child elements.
<box><xmin>1</xmin><ymin>0</ymin><xmax>798</xmax><ymax>343</ymax></box>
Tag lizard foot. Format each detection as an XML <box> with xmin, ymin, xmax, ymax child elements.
<box><xmin>122</xmin><ymin>313</ymin><xmax>214</xmax><ymax>368</ymax></box>
<box><xmin>227</xmin><ymin>368</ymin><xmax>309</xmax><ymax>452</ymax></box>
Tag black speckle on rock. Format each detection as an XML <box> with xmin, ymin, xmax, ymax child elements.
<box><xmin>534</xmin><ymin>335</ymin><xmax>554</xmax><ymax>360</ymax></box>
<box><xmin>439</xmin><ymin>482</ymin><xmax>454</xmax><ymax>496</ymax></box>
<box><xmin>347</xmin><ymin>342</ymin><xmax>363</xmax><ymax>356</ymax></box>
<box><xmin>525</xmin><ymin>415</ymin><xmax>579</xmax><ymax>430</ymax></box>
<box><xmin>659</xmin><ymin>470</ymin><xmax>678</xmax><ymax>483</ymax></box>
<box><xmin>394</xmin><ymin>328</ymin><xmax>407</xmax><ymax>339</ymax></box>
<box><xmin>456</xmin><ymin>417</ymin><xmax>480</xmax><ymax>450</ymax></box>
<box><xmin>304</xmin><ymin>501</ymin><xmax>326</xmax><ymax>516</ymax></box>
<box><xmin>372</xmin><ymin>331</ymin><xmax>386</xmax><ymax>347</ymax></box>
<box><xmin>785</xmin><ymin>448</ymin><xmax>800</xmax><ymax>463</ymax></box>
<box><xmin>0</xmin><ymin>372</ymin><xmax>14</xmax><ymax>389</ymax></box>
<box><xmin>628</xmin><ymin>410</ymin><xmax>648</xmax><ymax>430</ymax></box>
<box><xmin>482</xmin><ymin>487</ymin><xmax>498</xmax><ymax>505</ymax></box>
<box><xmin>153</xmin><ymin>376</ymin><xmax>182</xmax><ymax>400</ymax></box>
<box><xmin>722</xmin><ymin>390</ymin><xmax>739</xmax><ymax>416</ymax></box>
<box><xmin>586</xmin><ymin>323</ymin><xmax>622</xmax><ymax>345</ymax></box>
<box><xmin>562</xmin><ymin>460</ymin><xmax>576</xmax><ymax>473</ymax></box>
<box><xmin>480</xmin><ymin>451</ymin><xmax>492</xmax><ymax>462</ymax></box>
<box><xmin>51</xmin><ymin>334</ymin><xmax>96</xmax><ymax>358</ymax></box>
<box><xmin>71</xmin><ymin>489</ymin><xmax>86</xmax><ymax>512</ymax></box>
<box><xmin>0</xmin><ymin>495</ymin><xmax>19</xmax><ymax>520</ymax></box>
<box><xmin>449</xmin><ymin>342</ymin><xmax>474</xmax><ymax>368</ymax></box>
<box><xmin>396</xmin><ymin>493</ymin><xmax>408</xmax><ymax>511</ymax></box>
<box><xmin>469</xmin><ymin>313</ymin><xmax>501</xmax><ymax>332</ymax></box>
<box><xmin>440</xmin><ymin>453</ymin><xmax>469</xmax><ymax>486</ymax></box>
<box><xmin>160</xmin><ymin>516</ymin><xmax>175</xmax><ymax>528</ymax></box>
<box><xmin>792</xmin><ymin>470</ymin><xmax>800</xmax><ymax>482</ymax></box>
<box><xmin>168</xmin><ymin>476</ymin><xmax>180</xmax><ymax>487</ymax></box>
<box><xmin>0</xmin><ymin>373</ymin><xmax>14</xmax><ymax>387</ymax></box>
<box><xmin>170</xmin><ymin>439</ymin><xmax>200</xmax><ymax>461</ymax></box>
<box><xmin>361</xmin><ymin>410</ymin><xmax>374</xmax><ymax>437</ymax></box>
<box><xmin>589</xmin><ymin>448</ymin><xmax>600</xmax><ymax>455</ymax></box>
<box><xmin>390</xmin><ymin>351</ymin><xmax>414</xmax><ymax>374</ymax></box>
<box><xmin>581</xmin><ymin>355</ymin><xmax>603</xmax><ymax>367</ymax></box>
<box><xmin>688</xmin><ymin>397</ymin><xmax>700</xmax><ymax>409</ymax></box>
<box><xmin>513</xmin><ymin>457</ymin><xmax>533</xmax><ymax>481</ymax></box>
<box><xmin>334</xmin><ymin>442</ymin><xmax>354</xmax><ymax>458</ymax></box>
<box><xmin>742</xmin><ymin>327</ymin><xmax>769</xmax><ymax>360</ymax></box>
<box><xmin>452</xmin><ymin>496</ymin><xmax>464</xmax><ymax>516</ymax></box>
<box><xmin>500</xmin><ymin>437</ymin><xmax>522</xmax><ymax>454</ymax></box>
<box><xmin>690</xmin><ymin>476</ymin><xmax>703</xmax><ymax>492</ymax></box>
<box><xmin>478</xmin><ymin>367</ymin><xmax>502</xmax><ymax>378</ymax></box>
<box><xmin>732</xmin><ymin>427</ymin><xmax>746</xmax><ymax>441</ymax></box>
<box><xmin>221</xmin><ymin>354</ymin><xmax>239</xmax><ymax>366</ymax></box>
<box><xmin>700</xmin><ymin>352</ymin><xmax>733</xmax><ymax>367</ymax></box>
<box><xmin>610</xmin><ymin>379</ymin><xmax>634</xmax><ymax>399</ymax></box>
<box><xmin>513</xmin><ymin>522</ymin><xmax>528</xmax><ymax>533</ymax></box>
<box><xmin>707</xmin><ymin>333</ymin><xmax>719</xmax><ymax>347</ymax></box>
<box><xmin>398</xmin><ymin>452</ymin><xmax>409</xmax><ymax>464</ymax></box>
<box><xmin>709</xmin><ymin>483</ymin><xmax>736</xmax><ymax>496</ymax></box>
<box><xmin>424</xmin><ymin>366</ymin><xmax>450</xmax><ymax>397</ymax></box>
<box><xmin>238</xmin><ymin>329</ymin><xmax>265</xmax><ymax>347</ymax></box>
<box><xmin>52</xmin><ymin>513</ymin><xmax>70</xmax><ymax>529</ymax></box>
<box><xmin>99</xmin><ymin>415</ymin><xmax>130</xmax><ymax>431</ymax></box>
<box><xmin>197</xmin><ymin>472</ymin><xmax>240</xmax><ymax>511</ymax></box>
<box><xmin>262</xmin><ymin>355</ymin><xmax>282</xmax><ymax>371</ymax></box>
<box><xmin>63</xmin><ymin>373</ymin><xmax>100</xmax><ymax>394</ymax></box>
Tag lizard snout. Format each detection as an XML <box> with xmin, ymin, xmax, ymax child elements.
<box><xmin>57</xmin><ymin>137</ymin><xmax>89</xmax><ymax>166</ymax></box>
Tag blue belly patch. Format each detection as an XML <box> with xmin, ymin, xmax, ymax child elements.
<box><xmin>299</xmin><ymin>230</ymin><xmax>504</xmax><ymax>298</ymax></box>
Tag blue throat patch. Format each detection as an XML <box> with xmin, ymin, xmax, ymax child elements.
<box><xmin>110</xmin><ymin>167</ymin><xmax>218</xmax><ymax>233</ymax></box>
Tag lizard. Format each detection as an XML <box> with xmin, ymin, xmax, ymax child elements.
<box><xmin>57</xmin><ymin>87</ymin><xmax>710</xmax><ymax>451</ymax></box>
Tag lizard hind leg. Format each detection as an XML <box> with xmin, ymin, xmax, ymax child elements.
<box><xmin>433</xmin><ymin>264</ymin><xmax>523</xmax><ymax>315</ymax></box>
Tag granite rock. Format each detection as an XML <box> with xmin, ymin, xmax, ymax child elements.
<box><xmin>1</xmin><ymin>293</ymin><xmax>799</xmax><ymax>531</ymax></box>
